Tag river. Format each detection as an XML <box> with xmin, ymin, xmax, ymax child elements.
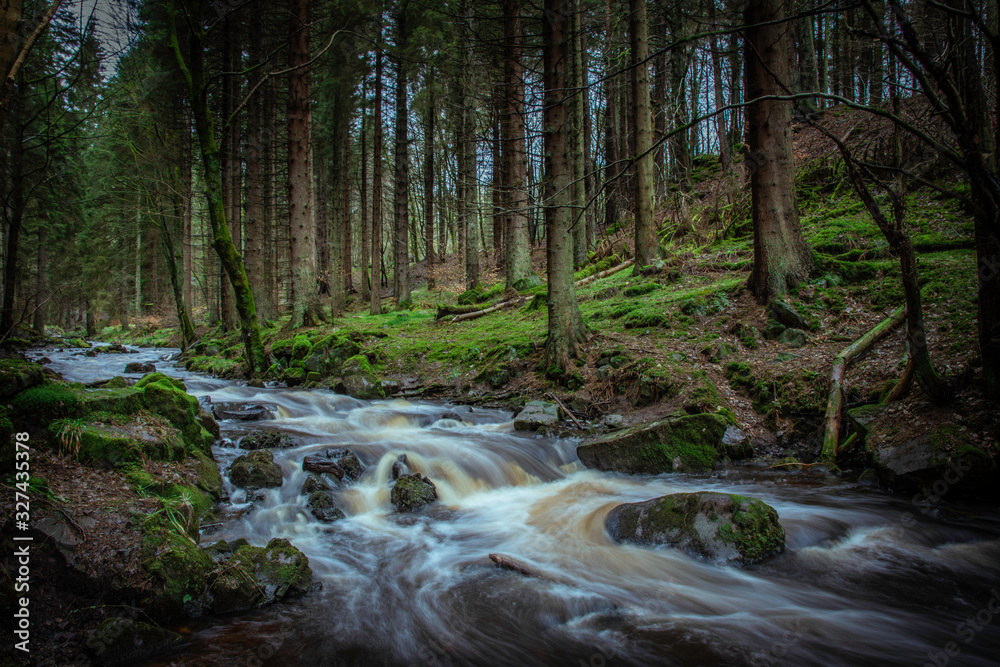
<box><xmin>30</xmin><ymin>344</ymin><xmax>1000</xmax><ymax>666</ymax></box>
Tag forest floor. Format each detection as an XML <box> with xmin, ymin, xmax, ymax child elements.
<box><xmin>90</xmin><ymin>104</ymin><xmax>991</xmax><ymax>466</ymax></box>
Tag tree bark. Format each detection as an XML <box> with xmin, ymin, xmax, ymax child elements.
<box><xmin>543</xmin><ymin>0</ymin><xmax>588</xmax><ymax>372</ymax></box>
<box><xmin>245</xmin><ymin>6</ymin><xmax>266</xmax><ymax>326</ymax></box>
<box><xmin>167</xmin><ymin>0</ymin><xmax>267</xmax><ymax>374</ymax></box>
<box><xmin>424</xmin><ymin>70</ymin><xmax>436</xmax><ymax>290</ymax></box>
<box><xmin>570</xmin><ymin>0</ymin><xmax>588</xmax><ymax>267</ymax></box>
<box><xmin>503</xmin><ymin>0</ymin><xmax>532</xmax><ymax>290</ymax></box>
<box><xmin>360</xmin><ymin>80</ymin><xmax>371</xmax><ymax>302</ymax></box>
<box><xmin>0</xmin><ymin>104</ymin><xmax>23</xmax><ymax>336</ymax></box>
<box><xmin>370</xmin><ymin>28</ymin><xmax>384</xmax><ymax>315</ymax></box>
<box><xmin>393</xmin><ymin>2</ymin><xmax>412</xmax><ymax>306</ymax></box>
<box><xmin>630</xmin><ymin>0</ymin><xmax>661</xmax><ymax>272</ymax></box>
<box><xmin>744</xmin><ymin>0</ymin><xmax>813</xmax><ymax>303</ymax></box>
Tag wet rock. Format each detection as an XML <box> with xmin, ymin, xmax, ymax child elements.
<box><xmin>247</xmin><ymin>378</ymin><xmax>266</xmax><ymax>389</ymax></box>
<box><xmin>577</xmin><ymin>413</ymin><xmax>743</xmax><ymax>474</ymax></box>
<box><xmin>85</xmin><ymin>617</ymin><xmax>183</xmax><ymax>666</ymax></box>
<box><xmin>196</xmin><ymin>407</ymin><xmax>220</xmax><ymax>441</ymax></box>
<box><xmin>239</xmin><ymin>430</ymin><xmax>295</xmax><ymax>450</ymax></box>
<box><xmin>229</xmin><ymin>450</ymin><xmax>283</xmax><ymax>489</ymax></box>
<box><xmin>326</xmin><ymin>448</ymin><xmax>364</xmax><ymax>480</ymax></box>
<box><xmin>390</xmin><ymin>473</ymin><xmax>438</xmax><ymax>512</ymax></box>
<box><xmin>211</xmin><ymin>402</ymin><xmax>276</xmax><ymax>421</ymax></box>
<box><xmin>281</xmin><ymin>367</ymin><xmax>306</xmax><ymax>387</ymax></box>
<box><xmin>209</xmin><ymin>537</ymin><xmax>313</xmax><ymax>613</ymax></box>
<box><xmin>302</xmin><ymin>474</ymin><xmax>331</xmax><ymax>495</ymax></box>
<box><xmin>380</xmin><ymin>379</ymin><xmax>401</xmax><ymax>395</ymax></box>
<box><xmin>777</xmin><ymin>328</ymin><xmax>808</xmax><ymax>348</ymax></box>
<box><xmin>303</xmin><ymin>455</ymin><xmax>345</xmax><ymax>480</ymax></box>
<box><xmin>307</xmin><ymin>490</ymin><xmax>346</xmax><ymax>522</ymax></box>
<box><xmin>125</xmin><ymin>361</ymin><xmax>156</xmax><ymax>373</ymax></box>
<box><xmin>769</xmin><ymin>300</ymin><xmax>809</xmax><ymax>331</ymax></box>
<box><xmin>513</xmin><ymin>400</ymin><xmax>559</xmax><ymax>431</ymax></box>
<box><xmin>605</xmin><ymin>492</ymin><xmax>785</xmax><ymax>565</ymax></box>
<box><xmin>37</xmin><ymin>356</ymin><xmax>52</xmax><ymax>364</ymax></box>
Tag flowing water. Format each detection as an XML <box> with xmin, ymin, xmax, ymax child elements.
<box><xmin>32</xmin><ymin>345</ymin><xmax>1000</xmax><ymax>666</ymax></box>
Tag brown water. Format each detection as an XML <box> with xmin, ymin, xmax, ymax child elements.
<box><xmin>35</xmin><ymin>346</ymin><xmax>1000</xmax><ymax>666</ymax></box>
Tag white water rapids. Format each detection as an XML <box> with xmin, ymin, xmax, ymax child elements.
<box><xmin>33</xmin><ymin>345</ymin><xmax>1000</xmax><ymax>666</ymax></box>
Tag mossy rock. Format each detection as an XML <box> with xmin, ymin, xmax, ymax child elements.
<box><xmin>511</xmin><ymin>274</ymin><xmax>543</xmax><ymax>291</ymax></box>
<box><xmin>634</xmin><ymin>367</ymin><xmax>676</xmax><ymax>407</ymax></box>
<box><xmin>75</xmin><ymin>421</ymin><xmax>184</xmax><ymax>466</ymax></box>
<box><xmin>281</xmin><ymin>366</ymin><xmax>306</xmax><ymax>387</ymax></box>
<box><xmin>605</xmin><ymin>492</ymin><xmax>785</xmax><ymax>565</ymax></box>
<box><xmin>339</xmin><ymin>354</ymin><xmax>385</xmax><ymax>400</ymax></box>
<box><xmin>307</xmin><ymin>490</ymin><xmax>346</xmax><ymax>522</ymax></box>
<box><xmin>390</xmin><ymin>473</ymin><xmax>438</xmax><ymax>512</ymax></box>
<box><xmin>0</xmin><ymin>359</ymin><xmax>45</xmax><ymax>400</ymax></box>
<box><xmin>229</xmin><ymin>450</ymin><xmax>283</xmax><ymax>489</ymax></box>
<box><xmin>11</xmin><ymin>383</ymin><xmax>83</xmax><ymax>420</ymax></box>
<box><xmin>239</xmin><ymin>430</ymin><xmax>295</xmax><ymax>450</ymax></box>
<box><xmin>63</xmin><ymin>337</ymin><xmax>90</xmax><ymax>348</ymax></box>
<box><xmin>136</xmin><ymin>373</ymin><xmax>214</xmax><ymax>453</ymax></box>
<box><xmin>209</xmin><ymin>538</ymin><xmax>313</xmax><ymax>613</ymax></box>
<box><xmin>476</xmin><ymin>365</ymin><xmax>514</xmax><ymax>389</ymax></box>
<box><xmin>85</xmin><ymin>617</ymin><xmax>183</xmax><ymax>665</ymax></box>
<box><xmin>577</xmin><ymin>412</ymin><xmax>738</xmax><ymax>474</ymax></box>
<box><xmin>141</xmin><ymin>511</ymin><xmax>213</xmax><ymax>619</ymax></box>
<box><xmin>290</xmin><ymin>335</ymin><xmax>313</xmax><ymax>362</ymax></box>
<box><xmin>103</xmin><ymin>376</ymin><xmax>131</xmax><ymax>389</ymax></box>
<box><xmin>191</xmin><ymin>450</ymin><xmax>224</xmax><ymax>501</ymax></box>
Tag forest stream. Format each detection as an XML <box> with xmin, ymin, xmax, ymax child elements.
<box><xmin>30</xmin><ymin>345</ymin><xmax>1000</xmax><ymax>666</ymax></box>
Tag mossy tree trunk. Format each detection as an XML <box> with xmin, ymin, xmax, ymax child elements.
<box><xmin>370</xmin><ymin>33</ymin><xmax>384</xmax><ymax>316</ymax></box>
<box><xmin>166</xmin><ymin>0</ymin><xmax>267</xmax><ymax>375</ymax></box>
<box><xmin>286</xmin><ymin>0</ymin><xmax>321</xmax><ymax>328</ymax></box>
<box><xmin>744</xmin><ymin>0</ymin><xmax>813</xmax><ymax>303</ymax></box>
<box><xmin>156</xmin><ymin>198</ymin><xmax>196</xmax><ymax>350</ymax></box>
<box><xmin>629</xmin><ymin>0</ymin><xmax>661</xmax><ymax>272</ymax></box>
<box><xmin>543</xmin><ymin>0</ymin><xmax>588</xmax><ymax>372</ymax></box>
<box><xmin>503</xmin><ymin>0</ymin><xmax>532</xmax><ymax>290</ymax></box>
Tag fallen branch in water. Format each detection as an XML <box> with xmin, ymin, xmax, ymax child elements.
<box><xmin>575</xmin><ymin>258</ymin><xmax>635</xmax><ymax>288</ymax></box>
<box><xmin>489</xmin><ymin>553</ymin><xmax>542</xmax><ymax>578</ymax></box>
<box><xmin>820</xmin><ymin>304</ymin><xmax>907</xmax><ymax>463</ymax></box>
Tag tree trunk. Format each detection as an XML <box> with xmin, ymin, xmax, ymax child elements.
<box><xmin>630</xmin><ymin>0</ymin><xmax>660</xmax><ymax>271</ymax></box>
<box><xmin>167</xmin><ymin>0</ymin><xmax>267</xmax><ymax>374</ymax></box>
<box><xmin>160</xmin><ymin>199</ymin><xmax>196</xmax><ymax>349</ymax></box>
<box><xmin>744</xmin><ymin>0</ymin><xmax>813</xmax><ymax>303</ymax></box>
<box><xmin>570</xmin><ymin>0</ymin><xmax>588</xmax><ymax>267</ymax></box>
<box><xmin>707</xmin><ymin>0</ymin><xmax>730</xmax><ymax>172</ymax></box>
<box><xmin>424</xmin><ymin>71</ymin><xmax>436</xmax><ymax>289</ymax></box>
<box><xmin>543</xmin><ymin>0</ymin><xmax>588</xmax><ymax>372</ymax></box>
<box><xmin>330</xmin><ymin>103</ymin><xmax>348</xmax><ymax>318</ymax></box>
<box><xmin>245</xmin><ymin>6</ymin><xmax>266</xmax><ymax>326</ymax></box>
<box><xmin>370</xmin><ymin>28</ymin><xmax>384</xmax><ymax>315</ymax></box>
<box><xmin>603</xmin><ymin>0</ymin><xmax>621</xmax><ymax>233</ymax></box>
<box><xmin>0</xmin><ymin>106</ymin><xmax>23</xmax><ymax>336</ymax></box>
<box><xmin>503</xmin><ymin>0</ymin><xmax>532</xmax><ymax>289</ymax></box>
<box><xmin>32</xmin><ymin>227</ymin><xmax>45</xmax><ymax>333</ymax></box>
<box><xmin>458</xmin><ymin>0</ymin><xmax>479</xmax><ymax>290</ymax></box>
<box><xmin>393</xmin><ymin>2</ymin><xmax>412</xmax><ymax>306</ymax></box>
<box><xmin>360</xmin><ymin>81</ymin><xmax>371</xmax><ymax>301</ymax></box>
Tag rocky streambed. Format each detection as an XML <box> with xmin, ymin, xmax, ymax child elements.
<box><xmin>2</xmin><ymin>344</ymin><xmax>1000</xmax><ymax>666</ymax></box>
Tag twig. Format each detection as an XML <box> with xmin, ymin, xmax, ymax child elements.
<box><xmin>545</xmin><ymin>392</ymin><xmax>584</xmax><ymax>429</ymax></box>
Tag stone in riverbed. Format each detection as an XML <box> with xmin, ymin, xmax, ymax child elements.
<box><xmin>211</xmin><ymin>401</ymin><xmax>276</xmax><ymax>421</ymax></box>
<box><xmin>513</xmin><ymin>400</ymin><xmax>559</xmax><ymax>431</ymax></box>
<box><xmin>303</xmin><ymin>455</ymin><xmax>345</xmax><ymax>480</ymax></box>
<box><xmin>125</xmin><ymin>361</ymin><xmax>156</xmax><ymax>373</ymax></box>
<box><xmin>209</xmin><ymin>538</ymin><xmax>313</xmax><ymax>613</ymax></box>
<box><xmin>229</xmin><ymin>450</ymin><xmax>282</xmax><ymax>489</ymax></box>
<box><xmin>605</xmin><ymin>492</ymin><xmax>785</xmax><ymax>565</ymax></box>
<box><xmin>239</xmin><ymin>429</ymin><xmax>295</xmax><ymax>450</ymax></box>
<box><xmin>307</xmin><ymin>490</ymin><xmax>346</xmax><ymax>522</ymax></box>
<box><xmin>390</xmin><ymin>473</ymin><xmax>437</xmax><ymax>512</ymax></box>
<box><xmin>325</xmin><ymin>448</ymin><xmax>364</xmax><ymax>480</ymax></box>
<box><xmin>577</xmin><ymin>412</ymin><xmax>744</xmax><ymax>474</ymax></box>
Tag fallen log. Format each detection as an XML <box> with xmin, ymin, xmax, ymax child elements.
<box><xmin>451</xmin><ymin>297</ymin><xmax>527</xmax><ymax>323</ymax></box>
<box><xmin>435</xmin><ymin>304</ymin><xmax>481</xmax><ymax>321</ymax></box>
<box><xmin>575</xmin><ymin>258</ymin><xmax>635</xmax><ymax>288</ymax></box>
<box><xmin>819</xmin><ymin>304</ymin><xmax>907</xmax><ymax>463</ymax></box>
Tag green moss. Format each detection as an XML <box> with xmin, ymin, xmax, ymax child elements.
<box><xmin>141</xmin><ymin>510</ymin><xmax>212</xmax><ymax>618</ymax></box>
<box><xmin>0</xmin><ymin>359</ymin><xmax>45</xmax><ymax>400</ymax></box>
<box><xmin>623</xmin><ymin>282</ymin><xmax>659</xmax><ymax>297</ymax></box>
<box><xmin>290</xmin><ymin>335</ymin><xmax>313</xmax><ymax>361</ymax></box>
<box><xmin>11</xmin><ymin>384</ymin><xmax>83</xmax><ymax>420</ymax></box>
<box><xmin>135</xmin><ymin>374</ymin><xmax>214</xmax><ymax>452</ymax></box>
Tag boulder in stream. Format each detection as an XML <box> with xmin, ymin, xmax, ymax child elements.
<box><xmin>303</xmin><ymin>455</ymin><xmax>345</xmax><ymax>479</ymax></box>
<box><xmin>513</xmin><ymin>401</ymin><xmax>559</xmax><ymax>431</ymax></box>
<box><xmin>211</xmin><ymin>401</ymin><xmax>276</xmax><ymax>421</ymax></box>
<box><xmin>239</xmin><ymin>429</ymin><xmax>295</xmax><ymax>450</ymax></box>
<box><xmin>605</xmin><ymin>492</ymin><xmax>785</xmax><ymax>565</ymax></box>
<box><xmin>307</xmin><ymin>491</ymin><xmax>346</xmax><ymax>522</ymax></box>
<box><xmin>336</xmin><ymin>355</ymin><xmax>385</xmax><ymax>400</ymax></box>
<box><xmin>125</xmin><ymin>361</ymin><xmax>156</xmax><ymax>373</ymax></box>
<box><xmin>577</xmin><ymin>412</ymin><xmax>745</xmax><ymax>474</ymax></box>
<box><xmin>229</xmin><ymin>450</ymin><xmax>283</xmax><ymax>489</ymax></box>
<box><xmin>209</xmin><ymin>538</ymin><xmax>313</xmax><ymax>613</ymax></box>
<box><xmin>391</xmin><ymin>473</ymin><xmax>438</xmax><ymax>512</ymax></box>
<box><xmin>0</xmin><ymin>358</ymin><xmax>44</xmax><ymax>400</ymax></box>
<box><xmin>326</xmin><ymin>448</ymin><xmax>364</xmax><ymax>480</ymax></box>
